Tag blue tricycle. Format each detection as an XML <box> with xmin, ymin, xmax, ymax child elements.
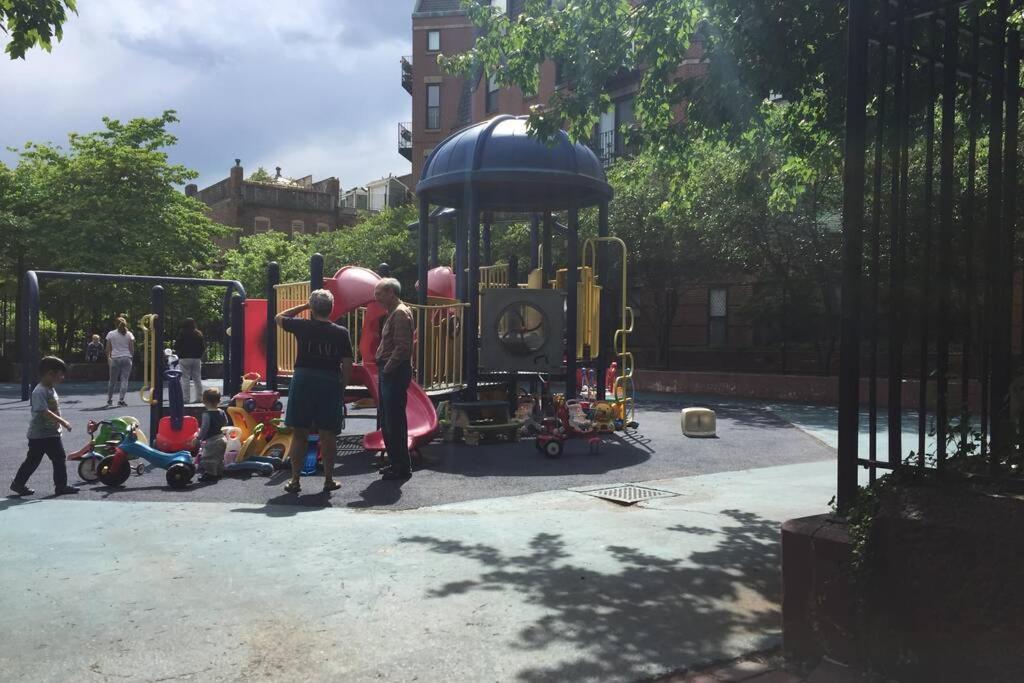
<box><xmin>97</xmin><ymin>425</ymin><xmax>196</xmax><ymax>489</ymax></box>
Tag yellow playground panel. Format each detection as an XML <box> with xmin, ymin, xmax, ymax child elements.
<box><xmin>553</xmin><ymin>265</ymin><xmax>601</xmax><ymax>361</ymax></box>
<box><xmin>273</xmin><ymin>280</ymin><xmax>466</xmax><ymax>393</ymax></box>
<box><xmin>479</xmin><ymin>263</ymin><xmax>510</xmax><ymax>290</ymax></box>
<box><xmin>139</xmin><ymin>313</ymin><xmax>159</xmax><ymax>405</ymax></box>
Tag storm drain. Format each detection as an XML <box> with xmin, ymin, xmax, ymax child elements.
<box><xmin>579</xmin><ymin>484</ymin><xmax>678</xmax><ymax>506</ymax></box>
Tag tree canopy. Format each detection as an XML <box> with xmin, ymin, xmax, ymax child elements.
<box><xmin>0</xmin><ymin>111</ymin><xmax>229</xmax><ymax>355</ymax></box>
<box><xmin>1</xmin><ymin>0</ymin><xmax>77</xmax><ymax>59</ymax></box>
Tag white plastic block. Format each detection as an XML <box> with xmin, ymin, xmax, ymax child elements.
<box><xmin>681</xmin><ymin>407</ymin><xmax>716</xmax><ymax>438</ymax></box>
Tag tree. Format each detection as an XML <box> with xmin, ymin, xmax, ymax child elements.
<box><xmin>443</xmin><ymin>1</ymin><xmax>849</xmax><ymax>156</ymax></box>
<box><xmin>1</xmin><ymin>0</ymin><xmax>77</xmax><ymax>59</ymax></box>
<box><xmin>1</xmin><ymin>111</ymin><xmax>230</xmax><ymax>355</ymax></box>
<box><xmin>247</xmin><ymin>166</ymin><xmax>275</xmax><ymax>183</ymax></box>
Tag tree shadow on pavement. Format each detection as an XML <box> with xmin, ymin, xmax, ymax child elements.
<box><xmin>401</xmin><ymin>509</ymin><xmax>781</xmax><ymax>682</ymax></box>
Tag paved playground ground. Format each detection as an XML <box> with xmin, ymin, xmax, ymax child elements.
<box><xmin>0</xmin><ymin>383</ymin><xmax>837</xmax><ymax>509</ymax></box>
<box><xmin>0</xmin><ymin>381</ymin><xmax>853</xmax><ymax>682</ymax></box>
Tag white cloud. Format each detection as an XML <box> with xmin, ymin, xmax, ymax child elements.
<box><xmin>0</xmin><ymin>0</ymin><xmax>414</xmax><ymax>189</ymax></box>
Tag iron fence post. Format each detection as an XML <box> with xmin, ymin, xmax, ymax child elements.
<box><xmin>838</xmin><ymin>0</ymin><xmax>869</xmax><ymax>511</ymax></box>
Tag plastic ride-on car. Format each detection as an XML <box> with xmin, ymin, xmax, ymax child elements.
<box><xmin>97</xmin><ymin>425</ymin><xmax>196</xmax><ymax>489</ymax></box>
<box><xmin>67</xmin><ymin>417</ymin><xmax>147</xmax><ymax>482</ymax></box>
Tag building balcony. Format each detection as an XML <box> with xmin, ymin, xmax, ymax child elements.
<box><xmin>401</xmin><ymin>55</ymin><xmax>413</xmax><ymax>94</ymax></box>
<box><xmin>398</xmin><ymin>122</ymin><xmax>413</xmax><ymax>161</ymax></box>
<box><xmin>591</xmin><ymin>130</ymin><xmax>636</xmax><ymax>168</ymax></box>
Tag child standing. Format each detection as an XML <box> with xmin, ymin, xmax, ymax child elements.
<box><xmin>10</xmin><ymin>356</ymin><xmax>79</xmax><ymax>496</ymax></box>
<box><xmin>197</xmin><ymin>388</ymin><xmax>228</xmax><ymax>481</ymax></box>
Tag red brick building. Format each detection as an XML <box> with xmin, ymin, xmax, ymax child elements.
<box><xmin>186</xmin><ymin>160</ymin><xmax>359</xmax><ymax>248</ymax></box>
<box><xmin>403</xmin><ymin>0</ymin><xmax>706</xmax><ymax>185</ymax></box>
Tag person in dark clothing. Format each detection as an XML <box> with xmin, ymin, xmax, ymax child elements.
<box><xmin>175</xmin><ymin>319</ymin><xmax>206</xmax><ymax>404</ymax></box>
<box><xmin>276</xmin><ymin>289</ymin><xmax>354</xmax><ymax>494</ymax></box>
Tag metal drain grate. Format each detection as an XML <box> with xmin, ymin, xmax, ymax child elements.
<box><xmin>579</xmin><ymin>484</ymin><xmax>678</xmax><ymax>505</ymax></box>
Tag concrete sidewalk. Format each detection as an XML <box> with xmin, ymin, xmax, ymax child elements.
<box><xmin>0</xmin><ymin>459</ymin><xmax>835</xmax><ymax>683</ymax></box>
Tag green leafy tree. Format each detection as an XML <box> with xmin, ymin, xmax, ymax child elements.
<box><xmin>1</xmin><ymin>0</ymin><xmax>77</xmax><ymax>59</ymax></box>
<box><xmin>247</xmin><ymin>166</ymin><xmax>275</xmax><ymax>183</ymax></box>
<box><xmin>0</xmin><ymin>111</ymin><xmax>229</xmax><ymax>355</ymax></box>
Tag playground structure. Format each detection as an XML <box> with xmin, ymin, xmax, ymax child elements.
<box><xmin>235</xmin><ymin>115</ymin><xmax>637</xmax><ymax>455</ymax></box>
<box><xmin>19</xmin><ymin>117</ymin><xmax>635</xmax><ymax>466</ymax></box>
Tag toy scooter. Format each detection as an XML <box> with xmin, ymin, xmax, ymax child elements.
<box><xmin>97</xmin><ymin>424</ymin><xmax>196</xmax><ymax>489</ymax></box>
<box><xmin>67</xmin><ymin>417</ymin><xmax>147</xmax><ymax>482</ymax></box>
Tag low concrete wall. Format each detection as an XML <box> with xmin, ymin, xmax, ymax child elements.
<box><xmin>635</xmin><ymin>369</ymin><xmax>983</xmax><ymax>410</ymax></box>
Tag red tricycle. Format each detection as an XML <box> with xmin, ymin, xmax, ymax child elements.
<box><xmin>535</xmin><ymin>395</ymin><xmax>602</xmax><ymax>458</ymax></box>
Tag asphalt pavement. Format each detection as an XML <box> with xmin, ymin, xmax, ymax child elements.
<box><xmin>0</xmin><ymin>383</ymin><xmax>835</xmax><ymax>510</ymax></box>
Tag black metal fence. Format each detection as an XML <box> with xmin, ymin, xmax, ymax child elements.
<box><xmin>838</xmin><ymin>0</ymin><xmax>1021</xmax><ymax>508</ymax></box>
<box><xmin>2</xmin><ymin>279</ymin><xmax>230</xmax><ymax>380</ymax></box>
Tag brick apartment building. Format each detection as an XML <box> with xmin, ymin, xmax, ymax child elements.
<box><xmin>403</xmin><ymin>0</ymin><xmax>706</xmax><ymax>185</ymax></box>
<box><xmin>186</xmin><ymin>160</ymin><xmax>359</xmax><ymax>248</ymax></box>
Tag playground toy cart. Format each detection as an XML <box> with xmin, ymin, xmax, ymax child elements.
<box><xmin>97</xmin><ymin>425</ymin><xmax>196</xmax><ymax>489</ymax></box>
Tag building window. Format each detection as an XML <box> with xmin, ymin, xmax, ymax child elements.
<box><xmin>491</xmin><ymin>0</ymin><xmax>507</xmax><ymax>14</ymax></box>
<box><xmin>291</xmin><ymin>220</ymin><xmax>305</xmax><ymax>235</ymax></box>
<box><xmin>426</xmin><ymin>84</ymin><xmax>440</xmax><ymax>130</ymax></box>
<box><xmin>317</xmin><ymin>222</ymin><xmax>329</xmax><ymax>233</ymax></box>
<box><xmin>254</xmin><ymin>216</ymin><xmax>271</xmax><ymax>233</ymax></box>
<box><xmin>486</xmin><ymin>73</ymin><xmax>500</xmax><ymax>114</ymax></box>
<box><xmin>427</xmin><ymin>30</ymin><xmax>440</xmax><ymax>52</ymax></box>
<box><xmin>709</xmin><ymin>288</ymin><xmax>728</xmax><ymax>348</ymax></box>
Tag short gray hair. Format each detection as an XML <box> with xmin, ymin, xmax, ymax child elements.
<box><xmin>377</xmin><ymin>277</ymin><xmax>401</xmax><ymax>296</ymax></box>
<box><xmin>308</xmin><ymin>288</ymin><xmax>334</xmax><ymax>317</ymax></box>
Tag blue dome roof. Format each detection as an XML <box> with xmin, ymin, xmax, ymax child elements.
<box><xmin>416</xmin><ymin>115</ymin><xmax>612</xmax><ymax>212</ymax></box>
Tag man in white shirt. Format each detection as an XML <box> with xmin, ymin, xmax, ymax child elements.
<box><xmin>105</xmin><ymin>317</ymin><xmax>135</xmax><ymax>407</ymax></box>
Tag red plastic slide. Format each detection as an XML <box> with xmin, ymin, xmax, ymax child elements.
<box><xmin>351</xmin><ymin>363</ymin><xmax>438</xmax><ymax>453</ymax></box>
<box><xmin>324</xmin><ymin>265</ymin><xmax>440</xmax><ymax>453</ymax></box>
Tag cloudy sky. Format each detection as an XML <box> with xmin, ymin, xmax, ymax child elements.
<box><xmin>0</xmin><ymin>0</ymin><xmax>414</xmax><ymax>190</ymax></box>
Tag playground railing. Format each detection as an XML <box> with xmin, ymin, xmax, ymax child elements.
<box><xmin>274</xmin><ymin>280</ymin><xmax>311</xmax><ymax>377</ymax></box>
<box><xmin>480</xmin><ymin>263</ymin><xmax>509</xmax><ymax>290</ymax></box>
<box><xmin>409</xmin><ymin>297</ymin><xmax>467</xmax><ymax>393</ymax></box>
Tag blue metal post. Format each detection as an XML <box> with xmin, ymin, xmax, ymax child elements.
<box><xmin>229</xmin><ymin>293</ymin><xmax>244</xmax><ymax>396</ymax></box>
<box><xmin>566</xmin><ymin>204</ymin><xmax>579</xmax><ymax>399</ymax></box>
<box><xmin>221</xmin><ymin>291</ymin><xmax>232</xmax><ymax>393</ymax></box>
<box><xmin>466</xmin><ymin>194</ymin><xmax>480</xmax><ymax>398</ymax></box>
<box><xmin>150</xmin><ymin>285</ymin><xmax>165</xmax><ymax>439</ymax></box>
<box><xmin>418</xmin><ymin>197</ymin><xmax>430</xmax><ymax>386</ymax></box>
<box><xmin>311</xmin><ymin>253</ymin><xmax>324</xmax><ymax>290</ymax></box>
<box><xmin>19</xmin><ymin>270</ymin><xmax>39</xmax><ymax>400</ymax></box>
<box><xmin>266</xmin><ymin>262</ymin><xmax>280</xmax><ymax>391</ymax></box>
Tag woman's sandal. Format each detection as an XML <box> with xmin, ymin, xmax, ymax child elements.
<box><xmin>323</xmin><ymin>479</ymin><xmax>341</xmax><ymax>493</ymax></box>
<box><xmin>284</xmin><ymin>481</ymin><xmax>301</xmax><ymax>494</ymax></box>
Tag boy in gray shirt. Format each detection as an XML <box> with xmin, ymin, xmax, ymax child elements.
<box><xmin>10</xmin><ymin>356</ymin><xmax>79</xmax><ymax>496</ymax></box>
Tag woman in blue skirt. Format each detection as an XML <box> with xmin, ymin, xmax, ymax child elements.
<box><xmin>276</xmin><ymin>289</ymin><xmax>353</xmax><ymax>494</ymax></box>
